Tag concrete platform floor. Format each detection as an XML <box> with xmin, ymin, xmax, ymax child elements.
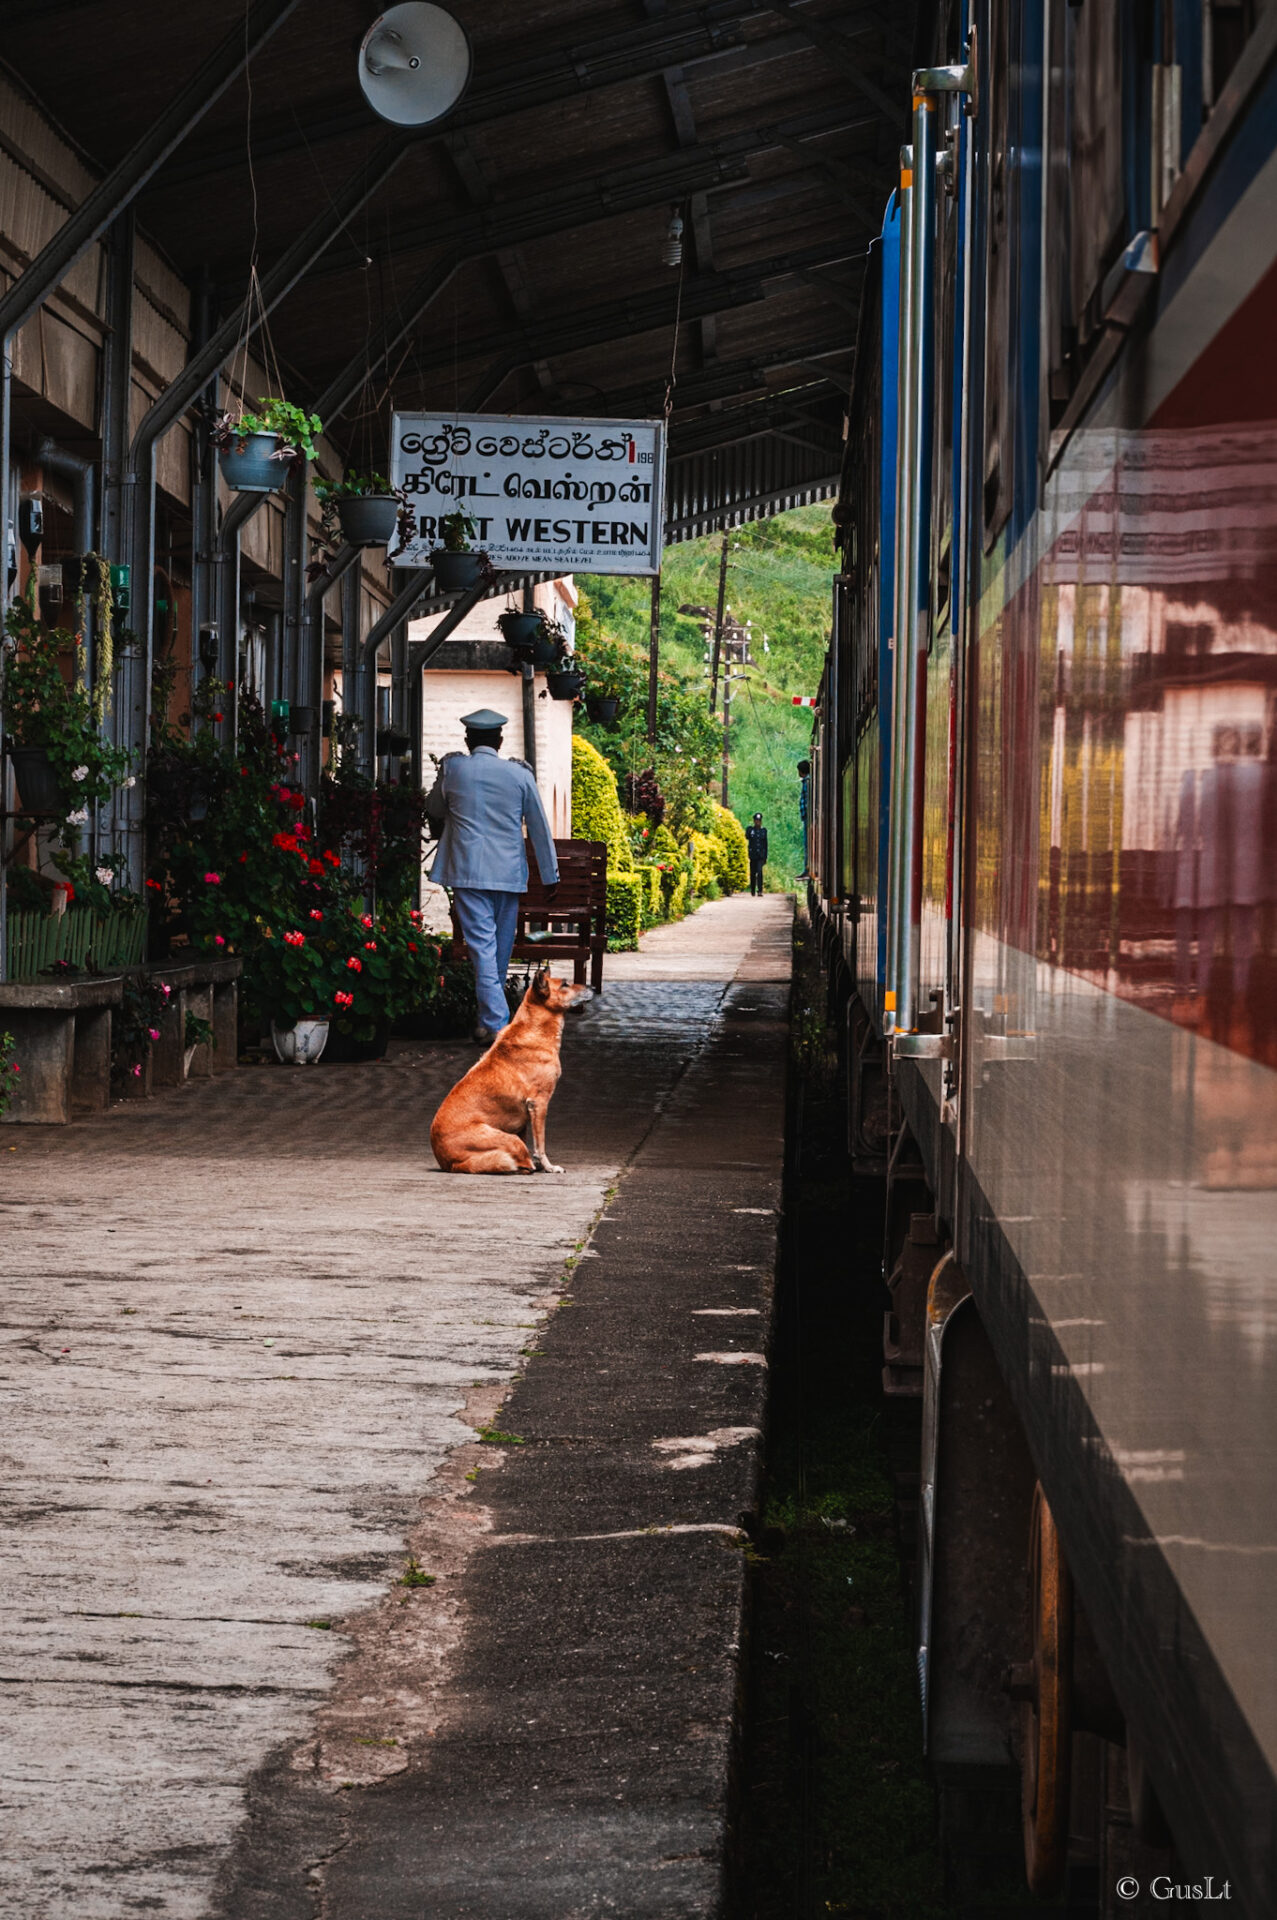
<box><xmin>0</xmin><ymin>892</ymin><xmax>792</xmax><ymax>1919</ymax></box>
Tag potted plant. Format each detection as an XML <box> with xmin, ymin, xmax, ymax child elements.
<box><xmin>1</xmin><ymin>601</ymin><xmax>132</xmax><ymax>819</ymax></box>
<box><xmin>431</xmin><ymin>510</ymin><xmax>490</xmax><ymax>593</ymax></box>
<box><xmin>585</xmin><ymin>692</ymin><xmax>619</xmax><ymax>725</ymax></box>
<box><xmin>211</xmin><ymin>398</ymin><xmax>323</xmax><ymax>494</ymax></box>
<box><xmin>183</xmin><ymin>1009</ymin><xmax>214</xmax><ymax>1077</ymax></box>
<box><xmin>499</xmin><ymin>610</ymin><xmax>569</xmax><ymax>669</ymax></box>
<box><xmin>546</xmin><ymin>664</ymin><xmax>585</xmax><ymax>701</ymax></box>
<box><xmin>315</xmin><ymin>471</ymin><xmax>415</xmax><ymax>551</ymax></box>
<box><xmin>252</xmin><ymin>920</ymin><xmax>337</xmax><ymax>1064</ymax></box>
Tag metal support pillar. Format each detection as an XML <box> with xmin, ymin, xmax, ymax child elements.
<box><xmin>885</xmin><ymin>144</ymin><xmax>914</xmax><ymax>1036</ymax></box>
<box><xmin>99</xmin><ymin>210</ymin><xmax>148</xmax><ymax>887</ymax></box>
<box><xmin>647</xmin><ymin>571</ymin><xmax>660</xmax><ymax>743</ymax></box>
<box><xmin>340</xmin><ymin>560</ymin><xmax>365</xmax><ymax>782</ymax></box>
<box><xmin>189</xmin><ymin>271</ymin><xmax>220</xmax><ymax>697</ymax></box>
<box><xmin>520</xmin><ymin>579</ymin><xmax>538</xmax><ymax>775</ymax></box>
<box><xmin>0</xmin><ymin>345</ymin><xmax>11</xmax><ymax>981</ymax></box>
<box><xmin>888</xmin><ymin>56</ymin><xmax>972</xmax><ymax>1041</ymax></box>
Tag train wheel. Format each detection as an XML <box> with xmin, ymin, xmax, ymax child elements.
<box><xmin>1021</xmin><ymin>1484</ymin><xmax>1073</xmax><ymax>1893</ymax></box>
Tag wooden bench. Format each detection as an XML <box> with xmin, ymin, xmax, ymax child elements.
<box><xmin>451</xmin><ymin>839</ymin><xmax>609</xmax><ymax>994</ymax></box>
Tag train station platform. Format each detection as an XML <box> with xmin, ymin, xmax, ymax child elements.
<box><xmin>0</xmin><ymin>892</ymin><xmax>792</xmax><ymax>1920</ymax></box>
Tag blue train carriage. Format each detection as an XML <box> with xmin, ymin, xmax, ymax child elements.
<box><xmin>811</xmin><ymin>1</ymin><xmax>1277</xmax><ymax>1907</ymax></box>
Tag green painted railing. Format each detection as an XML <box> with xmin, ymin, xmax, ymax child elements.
<box><xmin>5</xmin><ymin>904</ymin><xmax>148</xmax><ymax>979</ymax></box>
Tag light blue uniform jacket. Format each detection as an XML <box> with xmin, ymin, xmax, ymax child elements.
<box><xmin>427</xmin><ymin>746</ymin><xmax>560</xmax><ymax>892</ymax></box>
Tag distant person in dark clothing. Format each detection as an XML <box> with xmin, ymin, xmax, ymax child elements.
<box><xmin>746</xmin><ymin>813</ymin><xmax>768</xmax><ymax>896</ymax></box>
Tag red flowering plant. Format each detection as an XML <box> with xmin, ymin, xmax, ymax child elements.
<box><xmin>306</xmin><ymin>903</ymin><xmax>442</xmax><ymax>1043</ymax></box>
<box><xmin>146</xmin><ymin>675</ymin><xmax>353</xmax><ymax>1016</ymax></box>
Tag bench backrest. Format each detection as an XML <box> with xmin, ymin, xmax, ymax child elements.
<box><xmin>522</xmin><ymin>840</ymin><xmax>607</xmax><ymax>925</ymax></box>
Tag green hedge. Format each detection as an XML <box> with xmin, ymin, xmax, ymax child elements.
<box><xmin>633</xmin><ymin>862</ymin><xmax>664</xmax><ymax>928</ymax></box>
<box><xmin>606</xmin><ymin>871</ymin><xmax>643</xmax><ymax>950</ymax></box>
<box><xmin>712</xmin><ymin>803</ymin><xmax>751</xmax><ymax>892</ymax></box>
<box><xmin>571</xmin><ymin>734</ymin><xmax>632</xmax><ymax>871</ymax></box>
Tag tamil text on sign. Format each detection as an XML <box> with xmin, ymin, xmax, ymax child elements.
<box><xmin>389</xmin><ymin>413</ymin><xmax>665</xmax><ymax>576</ymax></box>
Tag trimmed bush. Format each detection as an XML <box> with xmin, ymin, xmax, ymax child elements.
<box><xmin>606</xmin><ymin>871</ymin><xmax>643</xmax><ymax>950</ymax></box>
<box><xmin>650</xmin><ymin>822</ymin><xmax>681</xmax><ymax>865</ymax></box>
<box><xmin>571</xmin><ymin>734</ymin><xmax>632</xmax><ymax>870</ymax></box>
<box><xmin>712</xmin><ymin>803</ymin><xmax>750</xmax><ymax>893</ymax></box>
<box><xmin>634</xmin><ymin>862</ymin><xmax>664</xmax><ymax>927</ymax></box>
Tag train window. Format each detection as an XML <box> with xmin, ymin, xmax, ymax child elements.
<box><xmin>982</xmin><ymin>0</ymin><xmax>1015</xmax><ymax>544</ymax></box>
<box><xmin>1044</xmin><ymin>1</ymin><xmax>1126</xmax><ymax>423</ymax></box>
<box><xmin>1207</xmin><ymin>0</ymin><xmax>1262</xmax><ymax>104</ymax></box>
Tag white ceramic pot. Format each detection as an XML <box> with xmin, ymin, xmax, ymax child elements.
<box><xmin>182</xmin><ymin>1045</ymin><xmax>197</xmax><ymax>1078</ymax></box>
<box><xmin>271</xmin><ymin>1017</ymin><xmax>330</xmax><ymax>1065</ymax></box>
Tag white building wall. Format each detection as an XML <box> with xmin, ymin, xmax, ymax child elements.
<box><xmin>411</xmin><ymin>578</ymin><xmax>578</xmax><ymax>929</ymax></box>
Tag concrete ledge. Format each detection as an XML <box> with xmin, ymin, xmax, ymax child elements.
<box><xmin>0</xmin><ymin>976</ymin><xmax>125</xmax><ymax>1123</ymax></box>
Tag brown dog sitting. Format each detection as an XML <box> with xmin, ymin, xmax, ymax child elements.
<box><xmin>430</xmin><ymin>966</ymin><xmax>591</xmax><ymax>1174</ymax></box>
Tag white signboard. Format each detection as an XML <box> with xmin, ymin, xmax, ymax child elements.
<box><xmin>389</xmin><ymin>412</ymin><xmax>665</xmax><ymax>576</ymax></box>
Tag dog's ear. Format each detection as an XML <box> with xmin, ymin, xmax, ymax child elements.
<box><xmin>532</xmin><ymin>964</ymin><xmax>552</xmax><ymax>1001</ymax></box>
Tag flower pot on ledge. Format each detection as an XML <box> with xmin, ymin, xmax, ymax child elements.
<box><xmin>271</xmin><ymin>1017</ymin><xmax>330</xmax><ymax>1065</ymax></box>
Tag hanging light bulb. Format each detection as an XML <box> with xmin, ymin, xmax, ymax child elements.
<box><xmin>663</xmin><ymin>210</ymin><xmax>684</xmax><ymax>268</ymax></box>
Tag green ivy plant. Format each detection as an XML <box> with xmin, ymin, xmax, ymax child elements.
<box><xmin>0</xmin><ymin>1030</ymin><xmax>20</xmax><ymax>1117</ymax></box>
<box><xmin>211</xmin><ymin>397</ymin><xmax>322</xmax><ymax>469</ymax></box>
<box><xmin>0</xmin><ymin>600</ymin><xmax>133</xmax><ymax>850</ymax></box>
<box><xmin>436</xmin><ymin>509</ymin><xmax>478</xmax><ymax>553</ymax></box>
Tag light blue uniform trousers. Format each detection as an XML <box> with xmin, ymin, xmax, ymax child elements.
<box><xmin>453</xmin><ymin>887</ymin><xmax>520</xmax><ymax>1036</ymax></box>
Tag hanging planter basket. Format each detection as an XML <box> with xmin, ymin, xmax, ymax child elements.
<box><xmin>7</xmin><ymin>745</ymin><xmax>63</xmax><ymax>814</ymax></box>
<box><xmin>546</xmin><ymin>669</ymin><xmax>585</xmax><ymax>702</ymax></box>
<box><xmin>585</xmin><ymin>694</ymin><xmax>619</xmax><ymax>726</ymax></box>
<box><xmin>376</xmin><ymin>727</ymin><xmax>412</xmax><ymax>757</ymax></box>
<box><xmin>431</xmin><ymin>549</ymin><xmax>485</xmax><ymax>593</ymax></box>
<box><xmin>497</xmin><ymin>611</ymin><xmax>542</xmax><ymax>651</ymax></box>
<box><xmin>219</xmin><ymin>431</ymin><xmax>286</xmax><ymax>493</ymax></box>
<box><xmin>337</xmin><ymin>494</ymin><xmax>400</xmax><ymax>547</ymax></box>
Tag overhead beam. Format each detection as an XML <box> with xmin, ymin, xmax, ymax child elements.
<box><xmin>0</xmin><ymin>0</ymin><xmax>301</xmax><ymax>343</ymax></box>
<box><xmin>156</xmin><ymin>3</ymin><xmax>878</xmax><ymax>187</ymax></box>
<box><xmin>764</xmin><ymin>0</ymin><xmax>906</xmax><ymax>128</ymax></box>
<box><xmin>290</xmin><ymin>98</ymin><xmax>876</xmax><ymax>291</ymax></box>
<box><xmin>344</xmin><ymin>236</ymin><xmax>864</xmax><ymax>400</ymax></box>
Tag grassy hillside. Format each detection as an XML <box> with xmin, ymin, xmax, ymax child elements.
<box><xmin>580</xmin><ymin>504</ymin><xmax>833</xmax><ymax>885</ymax></box>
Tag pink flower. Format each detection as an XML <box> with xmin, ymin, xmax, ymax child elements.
<box><xmin>213</xmin><ymin>934</ymin><xmax>226</xmax><ymax>947</ymax></box>
<box><xmin>160</xmin><ymin>983</ymin><xmax>172</xmax><ymax>998</ymax></box>
<box><xmin>203</xmin><ymin>871</ymin><xmax>221</xmax><ymax>885</ymax></box>
<box><xmin>130</xmin><ymin>1064</ymin><xmax>142</xmax><ymax>1078</ymax></box>
<box><xmin>148</xmin><ymin>1027</ymin><xmax>160</xmax><ymax>1041</ymax></box>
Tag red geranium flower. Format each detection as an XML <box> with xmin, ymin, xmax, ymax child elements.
<box><xmin>407</xmin><ymin>940</ymin><xmax>418</xmax><ymax>952</ymax></box>
<box><xmin>145</xmin><ymin>877</ymin><xmax>162</xmax><ymax>891</ymax></box>
<box><xmin>363</xmin><ymin>941</ymin><xmax>376</xmax><ymax>952</ymax></box>
<box><xmin>322</xmin><ymin>850</ymin><xmax>340</xmax><ymax>866</ymax></box>
<box><xmin>308</xmin><ymin>859</ymin><xmax>324</xmax><ymax>875</ymax></box>
<box><xmin>273</xmin><ymin>832</ymin><xmax>299</xmax><ymax>853</ymax></box>
<box><xmin>309</xmin><ymin>909</ymin><xmax>323</xmax><ymax>920</ymax></box>
<box><xmin>346</xmin><ymin>956</ymin><xmax>362</xmax><ymax>972</ymax></box>
<box><xmin>333</xmin><ymin>989</ymin><xmax>354</xmax><ymax>1008</ymax></box>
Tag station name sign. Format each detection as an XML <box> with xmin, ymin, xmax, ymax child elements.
<box><xmin>389</xmin><ymin>412</ymin><xmax>666</xmax><ymax>576</ymax></box>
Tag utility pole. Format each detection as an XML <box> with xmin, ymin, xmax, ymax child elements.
<box><xmin>708</xmin><ymin>531</ymin><xmax>729</xmax><ymax>714</ymax></box>
<box><xmin>721</xmin><ymin>633</ymin><xmax>732</xmax><ymax>805</ymax></box>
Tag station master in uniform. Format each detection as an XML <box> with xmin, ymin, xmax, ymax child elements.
<box><xmin>425</xmin><ymin>708</ymin><xmax>560</xmax><ymax>1043</ymax></box>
